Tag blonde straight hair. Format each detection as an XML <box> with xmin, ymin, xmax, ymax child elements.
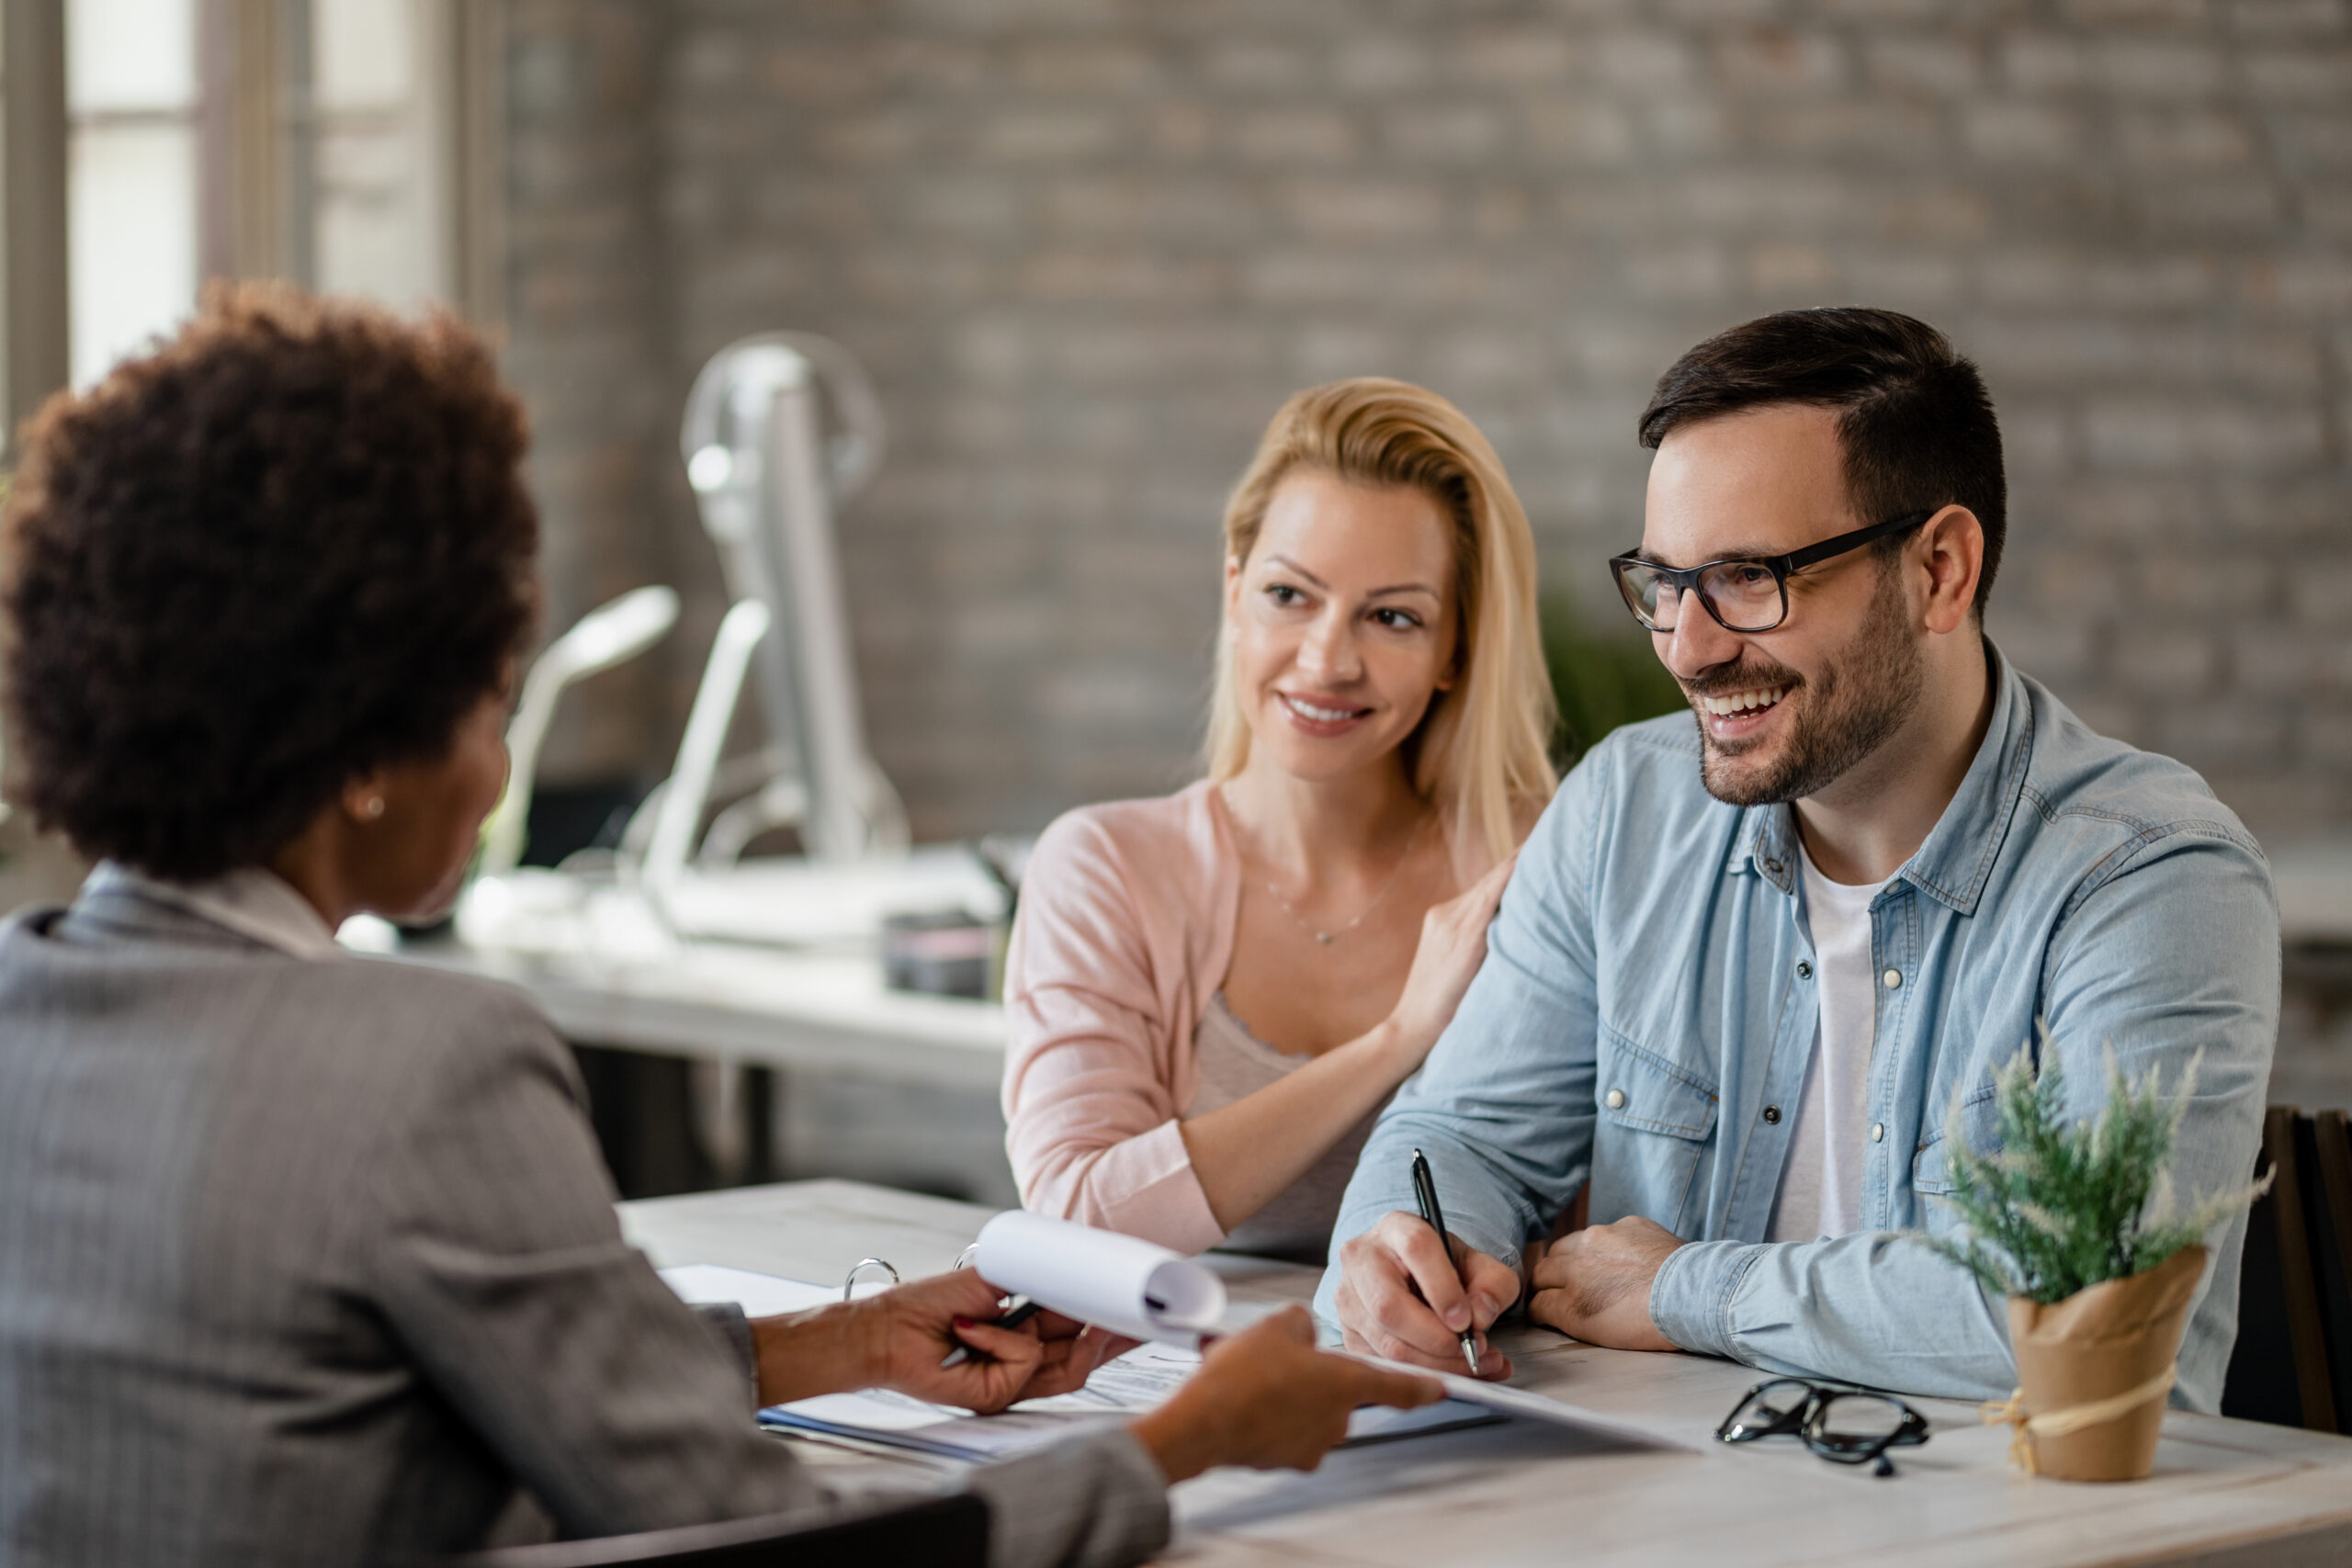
<box><xmin>1207</xmin><ymin>378</ymin><xmax>1557</xmax><ymax>872</ymax></box>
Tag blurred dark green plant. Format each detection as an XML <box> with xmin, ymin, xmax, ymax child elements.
<box><xmin>1540</xmin><ymin>589</ymin><xmax>1687</xmax><ymax>765</ymax></box>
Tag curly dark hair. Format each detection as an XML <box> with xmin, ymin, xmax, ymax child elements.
<box><xmin>1</xmin><ymin>281</ymin><xmax>538</xmax><ymax>880</ymax></box>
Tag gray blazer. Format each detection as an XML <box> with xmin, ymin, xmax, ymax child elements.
<box><xmin>0</xmin><ymin>882</ymin><xmax>1167</xmax><ymax>1568</ymax></box>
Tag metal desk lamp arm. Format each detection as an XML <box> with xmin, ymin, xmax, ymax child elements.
<box><xmin>641</xmin><ymin>597</ymin><xmax>772</xmax><ymax>901</ymax></box>
<box><xmin>481</xmin><ymin>586</ymin><xmax>680</xmax><ymax>877</ymax></box>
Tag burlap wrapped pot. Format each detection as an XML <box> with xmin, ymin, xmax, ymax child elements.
<box><xmin>1984</xmin><ymin>1244</ymin><xmax>2206</xmax><ymax>1482</ymax></box>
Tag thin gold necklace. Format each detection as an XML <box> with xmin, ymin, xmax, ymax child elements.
<box><xmin>1258</xmin><ymin>813</ymin><xmax>1430</xmax><ymax>946</ymax></box>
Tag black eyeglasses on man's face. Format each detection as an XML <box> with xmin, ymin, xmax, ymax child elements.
<box><xmin>1609</xmin><ymin>510</ymin><xmax>1934</xmax><ymax>636</ymax></box>
<box><xmin>1716</xmin><ymin>1377</ymin><xmax>1930</xmax><ymax>1477</ymax></box>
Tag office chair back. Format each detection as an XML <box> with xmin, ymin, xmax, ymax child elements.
<box><xmin>2222</xmin><ymin>1106</ymin><xmax>2352</xmax><ymax>1433</ymax></box>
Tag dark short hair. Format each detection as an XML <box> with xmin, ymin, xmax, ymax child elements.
<box><xmin>1</xmin><ymin>281</ymin><xmax>538</xmax><ymax>880</ymax></box>
<box><xmin>1637</xmin><ymin>307</ymin><xmax>2006</xmax><ymax>612</ymax></box>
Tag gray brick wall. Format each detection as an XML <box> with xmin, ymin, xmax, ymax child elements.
<box><xmin>505</xmin><ymin>0</ymin><xmax>711</xmax><ymax>786</ymax></box>
<box><xmin>505</xmin><ymin>0</ymin><xmax>2352</xmax><ymax>843</ymax></box>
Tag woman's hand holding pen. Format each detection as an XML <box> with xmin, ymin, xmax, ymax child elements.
<box><xmin>1332</xmin><ymin>1211</ymin><xmax>1519</xmax><ymax>1379</ymax></box>
<box><xmin>751</xmin><ymin>1269</ymin><xmax>1130</xmax><ymax>1414</ymax></box>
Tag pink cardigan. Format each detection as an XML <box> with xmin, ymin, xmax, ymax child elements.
<box><xmin>1001</xmin><ymin>781</ymin><xmax>1241</xmax><ymax>1255</ymax></box>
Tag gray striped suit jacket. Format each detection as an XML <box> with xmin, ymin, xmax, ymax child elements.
<box><xmin>0</xmin><ymin>881</ymin><xmax>1167</xmax><ymax>1568</ymax></box>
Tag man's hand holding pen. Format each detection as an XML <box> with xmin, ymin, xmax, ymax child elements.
<box><xmin>1334</xmin><ymin>1207</ymin><xmax>1693</xmax><ymax>1371</ymax></box>
<box><xmin>1332</xmin><ymin>1210</ymin><xmax>1519</xmax><ymax>1379</ymax></box>
<box><xmin>1408</xmin><ymin>1147</ymin><xmax>1483</xmax><ymax>1374</ymax></box>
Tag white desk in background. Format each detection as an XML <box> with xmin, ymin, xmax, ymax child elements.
<box><xmin>379</xmin><ymin>930</ymin><xmax>1012</xmax><ymax>1200</ymax></box>
<box><xmin>621</xmin><ymin>1179</ymin><xmax>2352</xmax><ymax>1568</ymax></box>
<box><xmin>387</xmin><ymin>933</ymin><xmax>1004</xmax><ymax>1092</ymax></box>
<box><xmin>372</xmin><ymin>856</ymin><xmax>1010</xmax><ymax>1090</ymax></box>
<box><xmin>359</xmin><ymin>859</ymin><xmax>1013</xmax><ymax>1197</ymax></box>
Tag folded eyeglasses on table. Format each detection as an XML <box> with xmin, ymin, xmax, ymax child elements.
<box><xmin>1716</xmin><ymin>1377</ymin><xmax>1930</xmax><ymax>1477</ymax></box>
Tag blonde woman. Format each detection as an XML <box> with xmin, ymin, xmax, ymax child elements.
<box><xmin>1002</xmin><ymin>378</ymin><xmax>1557</xmax><ymax>1260</ymax></box>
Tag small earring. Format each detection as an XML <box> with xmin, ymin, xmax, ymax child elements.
<box><xmin>361</xmin><ymin>796</ymin><xmax>386</xmax><ymax>820</ymax></box>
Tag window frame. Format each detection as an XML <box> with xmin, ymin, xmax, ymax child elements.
<box><xmin>0</xmin><ymin>0</ymin><xmax>503</xmax><ymax>454</ymax></box>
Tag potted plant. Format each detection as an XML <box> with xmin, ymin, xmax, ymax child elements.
<box><xmin>1921</xmin><ymin>1029</ymin><xmax>2269</xmax><ymax>1481</ymax></box>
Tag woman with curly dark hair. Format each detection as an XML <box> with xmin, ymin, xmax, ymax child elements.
<box><xmin>0</xmin><ymin>284</ymin><xmax>1433</xmax><ymax>1568</ymax></box>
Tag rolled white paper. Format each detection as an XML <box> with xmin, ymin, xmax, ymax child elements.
<box><xmin>972</xmin><ymin>1210</ymin><xmax>1227</xmax><ymax>1347</ymax></box>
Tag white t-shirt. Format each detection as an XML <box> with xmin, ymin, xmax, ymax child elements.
<box><xmin>1766</xmin><ymin>841</ymin><xmax>1889</xmax><ymax>1243</ymax></box>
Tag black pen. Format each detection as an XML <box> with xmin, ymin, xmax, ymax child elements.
<box><xmin>938</xmin><ymin>1294</ymin><xmax>1041</xmax><ymax>1369</ymax></box>
<box><xmin>1409</xmin><ymin>1146</ymin><xmax>1481</xmax><ymax>1375</ymax></box>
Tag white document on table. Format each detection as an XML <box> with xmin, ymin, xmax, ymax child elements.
<box><xmin>1350</xmin><ymin>1353</ymin><xmax>1695</xmax><ymax>1452</ymax></box>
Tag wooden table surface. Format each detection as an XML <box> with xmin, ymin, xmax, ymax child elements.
<box><xmin>622</xmin><ymin>1179</ymin><xmax>2352</xmax><ymax>1568</ymax></box>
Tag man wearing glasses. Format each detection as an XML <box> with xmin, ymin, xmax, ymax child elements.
<box><xmin>1317</xmin><ymin>307</ymin><xmax>2277</xmax><ymax>1411</ymax></box>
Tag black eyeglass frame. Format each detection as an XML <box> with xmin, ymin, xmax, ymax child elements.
<box><xmin>1715</xmin><ymin>1376</ymin><xmax>1930</xmax><ymax>1477</ymax></box>
<box><xmin>1608</xmin><ymin>509</ymin><xmax>1936</xmax><ymax>635</ymax></box>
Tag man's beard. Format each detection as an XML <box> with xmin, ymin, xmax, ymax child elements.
<box><xmin>1690</xmin><ymin>562</ymin><xmax>1924</xmax><ymax>807</ymax></box>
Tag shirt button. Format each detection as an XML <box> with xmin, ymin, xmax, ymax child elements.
<box><xmin>1796</xmin><ymin>960</ymin><xmax>1814</xmax><ymax>980</ymax></box>
<box><xmin>1763</xmin><ymin>860</ymin><xmax>1784</xmax><ymax>877</ymax></box>
<box><xmin>1883</xmin><ymin>968</ymin><xmax>1903</xmax><ymax>990</ymax></box>
<box><xmin>1762</xmin><ymin>1104</ymin><xmax>1782</xmax><ymax>1124</ymax></box>
<box><xmin>1605</xmin><ymin>1089</ymin><xmax>1626</xmax><ymax>1110</ymax></box>
<box><xmin>1871</xmin><ymin>1122</ymin><xmax>1885</xmax><ymax>1143</ymax></box>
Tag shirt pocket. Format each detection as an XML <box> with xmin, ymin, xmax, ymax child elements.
<box><xmin>1589</xmin><ymin>1031</ymin><xmax>1720</xmax><ymax>1234</ymax></box>
<box><xmin>1912</xmin><ymin>1081</ymin><xmax>2000</xmax><ymax>1197</ymax></box>
<box><xmin>1594</xmin><ymin>1032</ymin><xmax>1721</xmax><ymax>1140</ymax></box>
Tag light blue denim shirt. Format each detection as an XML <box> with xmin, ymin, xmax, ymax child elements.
<box><xmin>1317</xmin><ymin>644</ymin><xmax>2278</xmax><ymax>1411</ymax></box>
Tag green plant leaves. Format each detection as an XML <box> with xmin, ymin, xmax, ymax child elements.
<box><xmin>1918</xmin><ymin>1024</ymin><xmax>2271</xmax><ymax>1305</ymax></box>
